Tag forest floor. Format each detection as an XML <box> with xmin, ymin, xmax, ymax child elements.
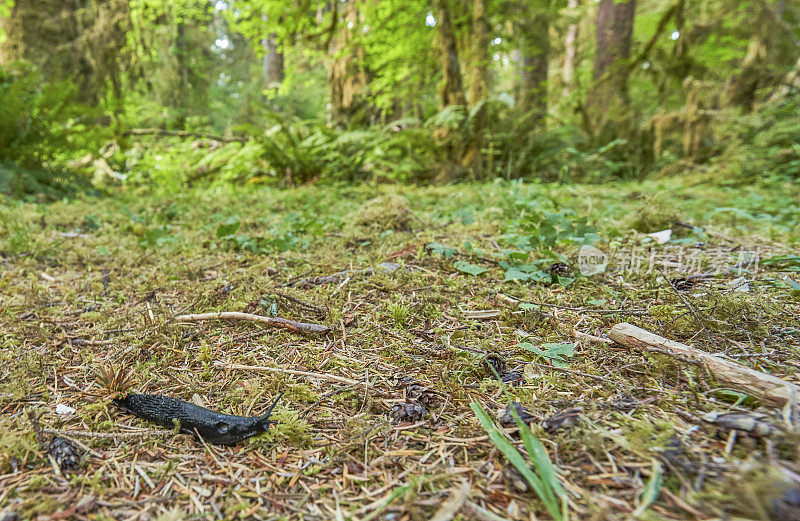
<box><xmin>2</xmin><ymin>176</ymin><xmax>800</xmax><ymax>521</ymax></box>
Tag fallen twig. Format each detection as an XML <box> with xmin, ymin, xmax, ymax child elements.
<box><xmin>213</xmin><ymin>361</ymin><xmax>370</xmax><ymax>387</ymax></box>
<box><xmin>280</xmin><ymin>262</ymin><xmax>416</xmax><ymax>288</ymax></box>
<box><xmin>496</xmin><ymin>293</ymin><xmax>649</xmax><ymax>315</ymax></box>
<box><xmin>122</xmin><ymin>128</ymin><xmax>247</xmax><ymax>143</ymax></box>
<box><xmin>608</xmin><ymin>322</ymin><xmax>800</xmax><ymax>406</ymax></box>
<box><xmin>573</xmin><ymin>329</ymin><xmax>614</xmax><ymax>345</ymax></box>
<box><xmin>174</xmin><ymin>312</ymin><xmax>330</xmax><ymax>335</ymax></box>
<box><xmin>42</xmin><ymin>427</ymin><xmax>172</xmax><ymax>439</ymax></box>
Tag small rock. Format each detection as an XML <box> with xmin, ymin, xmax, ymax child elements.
<box><xmin>647</xmin><ymin>229</ymin><xmax>672</xmax><ymax>244</ymax></box>
<box><xmin>55</xmin><ymin>403</ymin><xmax>76</xmax><ymax>416</ymax></box>
<box><xmin>702</xmin><ymin>411</ymin><xmax>777</xmax><ymax>438</ymax></box>
<box><xmin>499</xmin><ymin>402</ymin><xmax>536</xmax><ymax>426</ymax></box>
<box><xmin>503</xmin><ymin>465</ymin><xmax>529</xmax><ymax>493</ymax></box>
<box><xmin>773</xmin><ymin>487</ymin><xmax>800</xmax><ymax>521</ymax></box>
<box><xmin>500</xmin><ymin>370</ymin><xmax>524</xmax><ymax>386</ymax></box>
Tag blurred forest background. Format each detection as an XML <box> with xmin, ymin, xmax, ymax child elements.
<box><xmin>1</xmin><ymin>0</ymin><xmax>799</xmax><ymax>199</ymax></box>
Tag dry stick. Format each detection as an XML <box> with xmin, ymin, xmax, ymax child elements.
<box><xmin>608</xmin><ymin>322</ymin><xmax>800</xmax><ymax>407</ymax></box>
<box><xmin>573</xmin><ymin>329</ymin><xmax>614</xmax><ymax>345</ymax></box>
<box><xmin>174</xmin><ymin>312</ymin><xmax>330</xmax><ymax>335</ymax></box>
<box><xmin>496</xmin><ymin>293</ymin><xmax>649</xmax><ymax>315</ymax></box>
<box><xmin>123</xmin><ymin>128</ymin><xmax>247</xmax><ymax>143</ymax></box>
<box><xmin>213</xmin><ymin>361</ymin><xmax>369</xmax><ymax>387</ymax></box>
<box><xmin>42</xmin><ymin>427</ymin><xmax>172</xmax><ymax>439</ymax></box>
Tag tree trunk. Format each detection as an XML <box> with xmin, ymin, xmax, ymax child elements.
<box><xmin>586</xmin><ymin>0</ymin><xmax>636</xmax><ymax>139</ymax></box>
<box><xmin>724</xmin><ymin>6</ymin><xmax>769</xmax><ymax>112</ymax></box>
<box><xmin>433</xmin><ymin>0</ymin><xmax>466</xmax><ymax>108</ymax></box>
<box><xmin>262</xmin><ymin>32</ymin><xmax>284</xmax><ymax>89</ymax></box>
<box><xmin>328</xmin><ymin>0</ymin><xmax>371</xmax><ymax>126</ymax></box>
<box><xmin>464</xmin><ymin>0</ymin><xmax>490</xmax><ymax>174</ymax></box>
<box><xmin>517</xmin><ymin>1</ymin><xmax>551</xmax><ymax>127</ymax></box>
<box><xmin>0</xmin><ymin>0</ymin><xmax>129</xmax><ymax>104</ymax></box>
<box><xmin>562</xmin><ymin>0</ymin><xmax>579</xmax><ymax>91</ymax></box>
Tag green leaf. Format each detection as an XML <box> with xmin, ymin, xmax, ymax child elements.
<box><xmin>713</xmin><ymin>389</ymin><xmax>749</xmax><ymax>407</ymax></box>
<box><xmin>454</xmin><ymin>261</ymin><xmax>487</xmax><ymax>276</ymax></box>
<box><xmin>504</xmin><ymin>267</ymin><xmax>548</xmax><ymax>282</ymax></box>
<box><xmin>427</xmin><ymin>242</ymin><xmax>456</xmax><ymax>259</ymax></box>
<box><xmin>520</xmin><ymin>342</ymin><xmax>575</xmax><ymax>367</ymax></box>
<box><xmin>216</xmin><ymin>217</ymin><xmax>241</xmax><ymax>238</ymax></box>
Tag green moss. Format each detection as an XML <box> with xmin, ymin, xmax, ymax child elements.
<box><xmin>263</xmin><ymin>408</ymin><xmax>312</xmax><ymax>448</ymax></box>
<box><xmin>349</xmin><ymin>193</ymin><xmax>415</xmax><ymax>232</ymax></box>
<box><xmin>0</xmin><ymin>414</ymin><xmax>39</xmax><ymax>472</ymax></box>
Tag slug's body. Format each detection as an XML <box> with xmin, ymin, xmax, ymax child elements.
<box><xmin>113</xmin><ymin>393</ymin><xmax>282</xmax><ymax>445</ymax></box>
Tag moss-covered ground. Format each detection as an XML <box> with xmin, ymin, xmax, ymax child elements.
<box><xmin>1</xmin><ymin>176</ymin><xmax>799</xmax><ymax>520</ymax></box>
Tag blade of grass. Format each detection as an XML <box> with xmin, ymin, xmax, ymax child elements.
<box><xmin>633</xmin><ymin>459</ymin><xmax>663</xmax><ymax>517</ymax></box>
<box><xmin>491</xmin><ymin>361</ymin><xmax>568</xmax><ymax>513</ymax></box>
<box><xmin>471</xmin><ymin>402</ymin><xmax>562</xmax><ymax>520</ymax></box>
<box><xmin>360</xmin><ymin>479</ymin><xmax>418</xmax><ymax>521</ymax></box>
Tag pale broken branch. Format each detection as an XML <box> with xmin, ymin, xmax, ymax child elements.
<box><xmin>608</xmin><ymin>322</ymin><xmax>800</xmax><ymax>407</ymax></box>
<box><xmin>174</xmin><ymin>312</ymin><xmax>330</xmax><ymax>335</ymax></box>
<box><xmin>213</xmin><ymin>361</ymin><xmax>368</xmax><ymax>387</ymax></box>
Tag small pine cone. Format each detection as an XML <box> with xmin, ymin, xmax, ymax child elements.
<box><xmin>670</xmin><ymin>277</ymin><xmax>698</xmax><ymax>291</ymax></box>
<box><xmin>500</xmin><ymin>370</ymin><xmax>524</xmax><ymax>386</ymax></box>
<box><xmin>415</xmin><ymin>390</ymin><xmax>438</xmax><ymax>408</ymax></box>
<box><xmin>390</xmin><ymin>403</ymin><xmax>426</xmax><ymax>424</ymax></box>
<box><xmin>548</xmin><ymin>262</ymin><xmax>570</xmax><ymax>276</ymax></box>
<box><xmin>542</xmin><ymin>408</ymin><xmax>583</xmax><ymax>433</ymax></box>
<box><xmin>48</xmin><ymin>436</ymin><xmax>81</xmax><ymax>471</ymax></box>
<box><xmin>483</xmin><ymin>354</ymin><xmax>506</xmax><ymax>377</ymax></box>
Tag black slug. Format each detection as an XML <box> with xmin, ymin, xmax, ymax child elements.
<box><xmin>113</xmin><ymin>392</ymin><xmax>283</xmax><ymax>445</ymax></box>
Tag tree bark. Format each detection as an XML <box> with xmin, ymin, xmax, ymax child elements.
<box><xmin>586</xmin><ymin>0</ymin><xmax>636</xmax><ymax>139</ymax></box>
<box><xmin>262</xmin><ymin>32</ymin><xmax>284</xmax><ymax>88</ymax></box>
<box><xmin>464</xmin><ymin>0</ymin><xmax>490</xmax><ymax>174</ymax></box>
<box><xmin>0</xmin><ymin>0</ymin><xmax>129</xmax><ymax>104</ymax></box>
<box><xmin>562</xmin><ymin>0</ymin><xmax>579</xmax><ymax>91</ymax></box>
<box><xmin>328</xmin><ymin>0</ymin><xmax>371</xmax><ymax>126</ymax></box>
<box><xmin>433</xmin><ymin>0</ymin><xmax>466</xmax><ymax>108</ymax></box>
<box><xmin>517</xmin><ymin>1</ymin><xmax>551</xmax><ymax>127</ymax></box>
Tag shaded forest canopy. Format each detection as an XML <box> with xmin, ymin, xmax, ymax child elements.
<box><xmin>1</xmin><ymin>0</ymin><xmax>800</xmax><ymax>196</ymax></box>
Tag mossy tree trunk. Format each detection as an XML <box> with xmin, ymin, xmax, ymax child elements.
<box><xmin>433</xmin><ymin>0</ymin><xmax>466</xmax><ymax>109</ymax></box>
<box><xmin>328</xmin><ymin>0</ymin><xmax>372</xmax><ymax>127</ymax></box>
<box><xmin>586</xmin><ymin>0</ymin><xmax>636</xmax><ymax>141</ymax></box>
<box><xmin>516</xmin><ymin>0</ymin><xmax>551</xmax><ymax>128</ymax></box>
<box><xmin>723</xmin><ymin>5</ymin><xmax>770</xmax><ymax>112</ymax></box>
<box><xmin>0</xmin><ymin>0</ymin><xmax>129</xmax><ymax>105</ymax></box>
<box><xmin>262</xmin><ymin>32</ymin><xmax>284</xmax><ymax>89</ymax></box>
<box><xmin>463</xmin><ymin>0</ymin><xmax>490</xmax><ymax>174</ymax></box>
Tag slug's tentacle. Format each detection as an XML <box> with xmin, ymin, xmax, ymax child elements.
<box><xmin>256</xmin><ymin>392</ymin><xmax>284</xmax><ymax>431</ymax></box>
